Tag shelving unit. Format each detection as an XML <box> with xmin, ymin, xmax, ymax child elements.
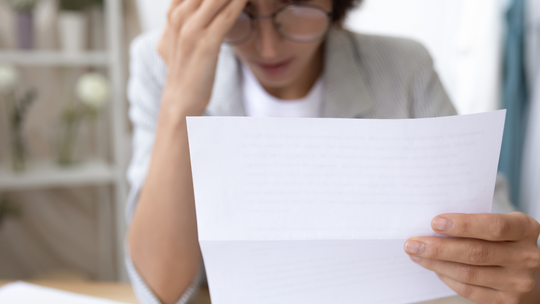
<box><xmin>0</xmin><ymin>51</ymin><xmax>109</xmax><ymax>66</ymax></box>
<box><xmin>0</xmin><ymin>0</ymin><xmax>128</xmax><ymax>282</ymax></box>
<box><xmin>0</xmin><ymin>160</ymin><xmax>116</xmax><ymax>190</ymax></box>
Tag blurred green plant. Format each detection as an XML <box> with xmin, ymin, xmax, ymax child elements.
<box><xmin>58</xmin><ymin>72</ymin><xmax>109</xmax><ymax>166</ymax></box>
<box><xmin>5</xmin><ymin>0</ymin><xmax>39</xmax><ymax>12</ymax></box>
<box><xmin>0</xmin><ymin>64</ymin><xmax>36</xmax><ymax>172</ymax></box>
<box><xmin>59</xmin><ymin>0</ymin><xmax>103</xmax><ymax>11</ymax></box>
<box><xmin>0</xmin><ymin>196</ymin><xmax>21</xmax><ymax>228</ymax></box>
<box><xmin>6</xmin><ymin>90</ymin><xmax>36</xmax><ymax>171</ymax></box>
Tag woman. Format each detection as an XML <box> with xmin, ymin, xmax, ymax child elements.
<box><xmin>126</xmin><ymin>0</ymin><xmax>540</xmax><ymax>303</ymax></box>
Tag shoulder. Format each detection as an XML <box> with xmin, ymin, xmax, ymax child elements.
<box><xmin>350</xmin><ymin>31</ymin><xmax>433</xmax><ymax>65</ymax></box>
<box><xmin>347</xmin><ymin>30</ymin><xmax>434</xmax><ymax>76</ymax></box>
<box><xmin>129</xmin><ymin>30</ymin><xmax>168</xmax><ymax>87</ymax></box>
<box><xmin>127</xmin><ymin>30</ymin><xmax>169</xmax><ymax>125</ymax></box>
<box><xmin>329</xmin><ymin>29</ymin><xmax>456</xmax><ymax>118</ymax></box>
<box><xmin>130</xmin><ymin>30</ymin><xmax>163</xmax><ymax>64</ymax></box>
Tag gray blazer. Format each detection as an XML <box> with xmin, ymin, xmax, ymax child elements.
<box><xmin>125</xmin><ymin>26</ymin><xmax>515</xmax><ymax>304</ymax></box>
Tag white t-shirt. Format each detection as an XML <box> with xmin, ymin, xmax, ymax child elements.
<box><xmin>241</xmin><ymin>63</ymin><xmax>325</xmax><ymax>117</ymax></box>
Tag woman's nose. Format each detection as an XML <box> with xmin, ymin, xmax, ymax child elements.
<box><xmin>254</xmin><ymin>17</ymin><xmax>280</xmax><ymax>59</ymax></box>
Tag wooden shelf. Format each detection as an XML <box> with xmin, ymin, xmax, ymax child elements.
<box><xmin>0</xmin><ymin>51</ymin><xmax>109</xmax><ymax>66</ymax></box>
<box><xmin>0</xmin><ymin>0</ymin><xmax>129</xmax><ymax>281</ymax></box>
<box><xmin>0</xmin><ymin>160</ymin><xmax>117</xmax><ymax>191</ymax></box>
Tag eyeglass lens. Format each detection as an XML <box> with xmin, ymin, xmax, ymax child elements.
<box><xmin>225</xmin><ymin>6</ymin><xmax>330</xmax><ymax>44</ymax></box>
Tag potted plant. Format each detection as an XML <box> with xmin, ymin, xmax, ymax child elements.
<box><xmin>57</xmin><ymin>72</ymin><xmax>109</xmax><ymax>166</ymax></box>
<box><xmin>6</xmin><ymin>0</ymin><xmax>39</xmax><ymax>49</ymax></box>
<box><xmin>0</xmin><ymin>196</ymin><xmax>21</xmax><ymax>228</ymax></box>
<box><xmin>57</xmin><ymin>0</ymin><xmax>101</xmax><ymax>52</ymax></box>
<box><xmin>0</xmin><ymin>64</ymin><xmax>36</xmax><ymax>172</ymax></box>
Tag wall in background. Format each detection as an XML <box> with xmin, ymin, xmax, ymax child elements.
<box><xmin>134</xmin><ymin>0</ymin><xmax>169</xmax><ymax>31</ymax></box>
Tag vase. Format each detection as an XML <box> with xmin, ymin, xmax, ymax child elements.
<box><xmin>58</xmin><ymin>11</ymin><xmax>88</xmax><ymax>53</ymax></box>
<box><xmin>56</xmin><ymin>110</ymin><xmax>82</xmax><ymax>166</ymax></box>
<box><xmin>16</xmin><ymin>11</ymin><xmax>34</xmax><ymax>50</ymax></box>
<box><xmin>4</xmin><ymin>92</ymin><xmax>30</xmax><ymax>172</ymax></box>
<box><xmin>9</xmin><ymin>117</ymin><xmax>27</xmax><ymax>172</ymax></box>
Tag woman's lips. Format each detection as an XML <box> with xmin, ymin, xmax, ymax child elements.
<box><xmin>258</xmin><ymin>59</ymin><xmax>294</xmax><ymax>76</ymax></box>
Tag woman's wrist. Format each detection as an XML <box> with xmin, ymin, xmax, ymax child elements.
<box><xmin>158</xmin><ymin>104</ymin><xmax>192</xmax><ymax>133</ymax></box>
<box><xmin>162</xmin><ymin>82</ymin><xmax>208</xmax><ymax>115</ymax></box>
<box><xmin>159</xmin><ymin>99</ymin><xmax>205</xmax><ymax>130</ymax></box>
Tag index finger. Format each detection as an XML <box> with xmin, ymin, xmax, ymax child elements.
<box><xmin>431</xmin><ymin>212</ymin><xmax>540</xmax><ymax>241</ymax></box>
<box><xmin>168</xmin><ymin>0</ymin><xmax>185</xmax><ymax>20</ymax></box>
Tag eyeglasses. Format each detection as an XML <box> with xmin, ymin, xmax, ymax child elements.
<box><xmin>225</xmin><ymin>5</ymin><xmax>333</xmax><ymax>45</ymax></box>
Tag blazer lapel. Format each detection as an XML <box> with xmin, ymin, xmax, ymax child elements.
<box><xmin>205</xmin><ymin>27</ymin><xmax>375</xmax><ymax>118</ymax></box>
<box><xmin>322</xmin><ymin>27</ymin><xmax>375</xmax><ymax>118</ymax></box>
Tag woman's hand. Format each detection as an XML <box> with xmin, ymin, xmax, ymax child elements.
<box><xmin>157</xmin><ymin>0</ymin><xmax>247</xmax><ymax>117</ymax></box>
<box><xmin>404</xmin><ymin>212</ymin><xmax>540</xmax><ymax>304</ymax></box>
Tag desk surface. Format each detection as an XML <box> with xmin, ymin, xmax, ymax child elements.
<box><xmin>0</xmin><ymin>280</ymin><xmax>211</xmax><ymax>304</ymax></box>
<box><xmin>0</xmin><ymin>280</ymin><xmax>473</xmax><ymax>304</ymax></box>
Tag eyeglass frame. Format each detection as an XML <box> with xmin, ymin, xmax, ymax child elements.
<box><xmin>225</xmin><ymin>4</ymin><xmax>334</xmax><ymax>45</ymax></box>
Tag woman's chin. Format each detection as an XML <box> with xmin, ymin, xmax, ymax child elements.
<box><xmin>252</xmin><ymin>70</ymin><xmax>299</xmax><ymax>89</ymax></box>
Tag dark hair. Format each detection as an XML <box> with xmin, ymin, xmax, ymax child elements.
<box><xmin>332</xmin><ymin>0</ymin><xmax>363</xmax><ymax>26</ymax></box>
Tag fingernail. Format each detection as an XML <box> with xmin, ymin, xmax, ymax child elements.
<box><xmin>432</xmin><ymin>217</ymin><xmax>453</xmax><ymax>232</ymax></box>
<box><xmin>405</xmin><ymin>241</ymin><xmax>426</xmax><ymax>255</ymax></box>
<box><xmin>411</xmin><ymin>256</ymin><xmax>421</xmax><ymax>262</ymax></box>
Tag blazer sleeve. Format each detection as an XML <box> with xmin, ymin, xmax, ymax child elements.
<box><xmin>408</xmin><ymin>42</ymin><xmax>516</xmax><ymax>213</ymax></box>
<box><xmin>125</xmin><ymin>31</ymin><xmax>203</xmax><ymax>304</ymax></box>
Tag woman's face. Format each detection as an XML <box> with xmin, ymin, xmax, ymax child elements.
<box><xmin>231</xmin><ymin>0</ymin><xmax>333</xmax><ymax>90</ymax></box>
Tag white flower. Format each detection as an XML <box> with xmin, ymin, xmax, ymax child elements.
<box><xmin>76</xmin><ymin>72</ymin><xmax>109</xmax><ymax>109</ymax></box>
<box><xmin>0</xmin><ymin>64</ymin><xmax>19</xmax><ymax>94</ymax></box>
